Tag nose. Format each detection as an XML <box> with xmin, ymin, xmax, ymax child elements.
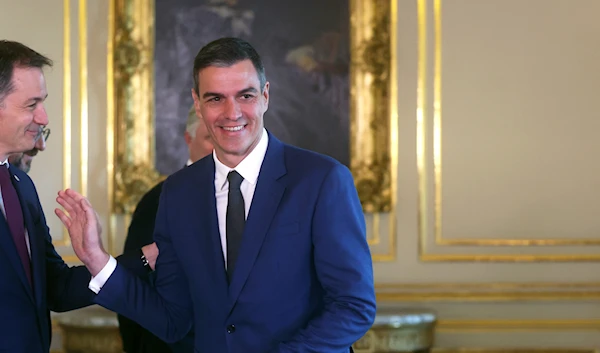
<box><xmin>224</xmin><ymin>98</ymin><xmax>241</xmax><ymax>120</ymax></box>
<box><xmin>35</xmin><ymin>133</ymin><xmax>46</xmax><ymax>151</ymax></box>
<box><xmin>34</xmin><ymin>104</ymin><xmax>49</xmax><ymax>126</ymax></box>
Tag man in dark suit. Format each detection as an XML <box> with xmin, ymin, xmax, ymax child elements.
<box><xmin>0</xmin><ymin>40</ymin><xmax>156</xmax><ymax>353</ymax></box>
<box><xmin>58</xmin><ymin>37</ymin><xmax>376</xmax><ymax>352</ymax></box>
<box><xmin>118</xmin><ymin>106</ymin><xmax>213</xmax><ymax>353</ymax></box>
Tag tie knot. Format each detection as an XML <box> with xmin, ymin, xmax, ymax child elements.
<box><xmin>227</xmin><ymin>170</ymin><xmax>244</xmax><ymax>190</ymax></box>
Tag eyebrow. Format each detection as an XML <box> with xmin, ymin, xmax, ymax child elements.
<box><xmin>25</xmin><ymin>94</ymin><xmax>48</xmax><ymax>104</ymax></box>
<box><xmin>202</xmin><ymin>87</ymin><xmax>258</xmax><ymax>100</ymax></box>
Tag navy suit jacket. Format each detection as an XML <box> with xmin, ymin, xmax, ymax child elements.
<box><xmin>96</xmin><ymin>132</ymin><xmax>376</xmax><ymax>352</ymax></box>
<box><xmin>0</xmin><ymin>167</ymin><xmax>147</xmax><ymax>353</ymax></box>
<box><xmin>0</xmin><ymin>167</ymin><xmax>95</xmax><ymax>353</ymax></box>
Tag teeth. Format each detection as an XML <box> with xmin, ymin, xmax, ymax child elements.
<box><xmin>223</xmin><ymin>126</ymin><xmax>244</xmax><ymax>132</ymax></box>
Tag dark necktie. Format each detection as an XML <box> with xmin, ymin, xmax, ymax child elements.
<box><xmin>226</xmin><ymin>170</ymin><xmax>245</xmax><ymax>282</ymax></box>
<box><xmin>0</xmin><ymin>165</ymin><xmax>31</xmax><ymax>286</ymax></box>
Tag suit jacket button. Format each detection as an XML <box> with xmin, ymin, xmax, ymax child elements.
<box><xmin>226</xmin><ymin>324</ymin><xmax>236</xmax><ymax>333</ymax></box>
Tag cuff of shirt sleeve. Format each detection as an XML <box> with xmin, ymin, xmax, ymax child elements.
<box><xmin>88</xmin><ymin>256</ymin><xmax>117</xmax><ymax>294</ymax></box>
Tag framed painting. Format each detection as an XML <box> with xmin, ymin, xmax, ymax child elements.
<box><xmin>109</xmin><ymin>0</ymin><xmax>397</xmax><ymax>214</ymax></box>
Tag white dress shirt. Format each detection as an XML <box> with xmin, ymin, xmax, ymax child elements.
<box><xmin>214</xmin><ymin>128</ymin><xmax>268</xmax><ymax>266</ymax></box>
<box><xmin>89</xmin><ymin>128</ymin><xmax>269</xmax><ymax>293</ymax></box>
<box><xmin>0</xmin><ymin>160</ymin><xmax>31</xmax><ymax>256</ymax></box>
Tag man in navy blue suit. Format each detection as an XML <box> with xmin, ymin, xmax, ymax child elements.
<box><xmin>0</xmin><ymin>39</ymin><xmax>161</xmax><ymax>353</ymax></box>
<box><xmin>0</xmin><ymin>40</ymin><xmax>102</xmax><ymax>353</ymax></box>
<box><xmin>57</xmin><ymin>37</ymin><xmax>376</xmax><ymax>352</ymax></box>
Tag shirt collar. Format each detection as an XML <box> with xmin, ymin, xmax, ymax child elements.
<box><xmin>214</xmin><ymin>128</ymin><xmax>269</xmax><ymax>190</ymax></box>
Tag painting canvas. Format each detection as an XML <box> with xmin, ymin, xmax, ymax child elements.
<box><xmin>154</xmin><ymin>0</ymin><xmax>350</xmax><ymax>175</ymax></box>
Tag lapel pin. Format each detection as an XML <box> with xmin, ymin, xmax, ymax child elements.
<box><xmin>14</xmin><ymin>175</ymin><xmax>19</xmax><ymax>182</ymax></box>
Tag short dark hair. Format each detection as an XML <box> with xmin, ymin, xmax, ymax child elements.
<box><xmin>0</xmin><ymin>40</ymin><xmax>53</xmax><ymax>104</ymax></box>
<box><xmin>192</xmin><ymin>37</ymin><xmax>266</xmax><ymax>94</ymax></box>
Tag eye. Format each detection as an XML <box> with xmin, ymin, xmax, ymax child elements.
<box><xmin>209</xmin><ymin>97</ymin><xmax>221</xmax><ymax>102</ymax></box>
<box><xmin>241</xmin><ymin>94</ymin><xmax>253</xmax><ymax>99</ymax></box>
<box><xmin>28</xmin><ymin>103</ymin><xmax>37</xmax><ymax>110</ymax></box>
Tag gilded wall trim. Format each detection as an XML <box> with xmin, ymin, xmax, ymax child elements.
<box><xmin>437</xmin><ymin>319</ymin><xmax>600</xmax><ymax>332</ymax></box>
<box><xmin>432</xmin><ymin>348</ymin><xmax>600</xmax><ymax>353</ymax></box>
<box><xmin>54</xmin><ymin>0</ymin><xmax>83</xmax><ymax>262</ymax></box>
<box><xmin>417</xmin><ymin>0</ymin><xmax>600</xmax><ymax>261</ymax></box>
<box><xmin>427</xmin><ymin>0</ymin><xmax>600</xmax><ymax>248</ymax></box>
<box><xmin>55</xmin><ymin>0</ymin><xmax>72</xmax><ymax>249</ymax></box>
<box><xmin>109</xmin><ymin>0</ymin><xmax>398</xmax><ymax>216</ymax></box>
<box><xmin>110</xmin><ymin>0</ymin><xmax>160</xmax><ymax>215</ymax></box>
<box><xmin>375</xmin><ymin>282</ymin><xmax>600</xmax><ymax>302</ymax></box>
<box><xmin>78</xmin><ymin>0</ymin><xmax>89</xmax><ymax>199</ymax></box>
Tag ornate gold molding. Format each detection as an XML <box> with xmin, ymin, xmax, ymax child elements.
<box><xmin>350</xmin><ymin>0</ymin><xmax>397</xmax><ymax>213</ymax></box>
<box><xmin>437</xmin><ymin>319</ymin><xmax>600</xmax><ymax>332</ymax></box>
<box><xmin>109</xmin><ymin>0</ymin><xmax>397</xmax><ymax>215</ymax></box>
<box><xmin>55</xmin><ymin>0</ymin><xmax>72</xmax><ymax>250</ymax></box>
<box><xmin>375</xmin><ymin>281</ymin><xmax>600</xmax><ymax>302</ymax></box>
<box><xmin>432</xmin><ymin>348</ymin><xmax>598</xmax><ymax>353</ymax></box>
<box><xmin>110</xmin><ymin>0</ymin><xmax>161</xmax><ymax>214</ymax></box>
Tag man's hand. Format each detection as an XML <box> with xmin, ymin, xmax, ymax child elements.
<box><xmin>141</xmin><ymin>243</ymin><xmax>159</xmax><ymax>270</ymax></box>
<box><xmin>55</xmin><ymin>189</ymin><xmax>109</xmax><ymax>276</ymax></box>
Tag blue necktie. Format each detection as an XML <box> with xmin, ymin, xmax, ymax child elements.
<box><xmin>226</xmin><ymin>171</ymin><xmax>245</xmax><ymax>282</ymax></box>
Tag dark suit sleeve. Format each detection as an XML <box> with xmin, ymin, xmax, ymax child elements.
<box><xmin>271</xmin><ymin>164</ymin><xmax>376</xmax><ymax>352</ymax></box>
<box><xmin>26</xmin><ymin>175</ymin><xmax>166</xmax><ymax>313</ymax></box>
<box><xmin>117</xmin><ymin>182</ymin><xmax>175</xmax><ymax>353</ymax></box>
<box><xmin>114</xmin><ymin>250</ymin><xmax>148</xmax><ymax>277</ymax></box>
<box><xmin>42</xmin><ymin>202</ymin><xmax>151</xmax><ymax>312</ymax></box>
<box><xmin>95</xmin><ymin>178</ymin><xmax>193</xmax><ymax>343</ymax></box>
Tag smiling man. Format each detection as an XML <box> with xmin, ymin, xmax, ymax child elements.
<box><xmin>0</xmin><ymin>40</ymin><xmax>168</xmax><ymax>353</ymax></box>
<box><xmin>57</xmin><ymin>37</ymin><xmax>376</xmax><ymax>353</ymax></box>
<box><xmin>0</xmin><ymin>40</ymin><xmax>99</xmax><ymax>353</ymax></box>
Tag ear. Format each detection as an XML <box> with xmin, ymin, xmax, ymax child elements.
<box><xmin>262</xmin><ymin>81</ymin><xmax>270</xmax><ymax>111</ymax></box>
<box><xmin>191</xmin><ymin>88</ymin><xmax>202</xmax><ymax>116</ymax></box>
<box><xmin>184</xmin><ymin>131</ymin><xmax>192</xmax><ymax>147</ymax></box>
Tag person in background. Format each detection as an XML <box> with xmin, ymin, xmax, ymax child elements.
<box><xmin>118</xmin><ymin>106</ymin><xmax>213</xmax><ymax>353</ymax></box>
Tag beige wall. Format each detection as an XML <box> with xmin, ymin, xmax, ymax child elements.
<box><xmin>2</xmin><ymin>0</ymin><xmax>600</xmax><ymax>351</ymax></box>
<box><xmin>379</xmin><ymin>0</ymin><xmax>600</xmax><ymax>350</ymax></box>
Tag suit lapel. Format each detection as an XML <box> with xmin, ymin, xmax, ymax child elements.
<box><xmin>0</xmin><ymin>170</ymin><xmax>34</xmax><ymax>302</ymax></box>
<box><xmin>190</xmin><ymin>160</ymin><xmax>229</xmax><ymax>289</ymax></box>
<box><xmin>227</xmin><ymin>135</ymin><xmax>286</xmax><ymax>311</ymax></box>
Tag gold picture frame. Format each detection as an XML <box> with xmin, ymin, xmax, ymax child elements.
<box><xmin>108</xmin><ymin>0</ymin><xmax>397</xmax><ymax>215</ymax></box>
